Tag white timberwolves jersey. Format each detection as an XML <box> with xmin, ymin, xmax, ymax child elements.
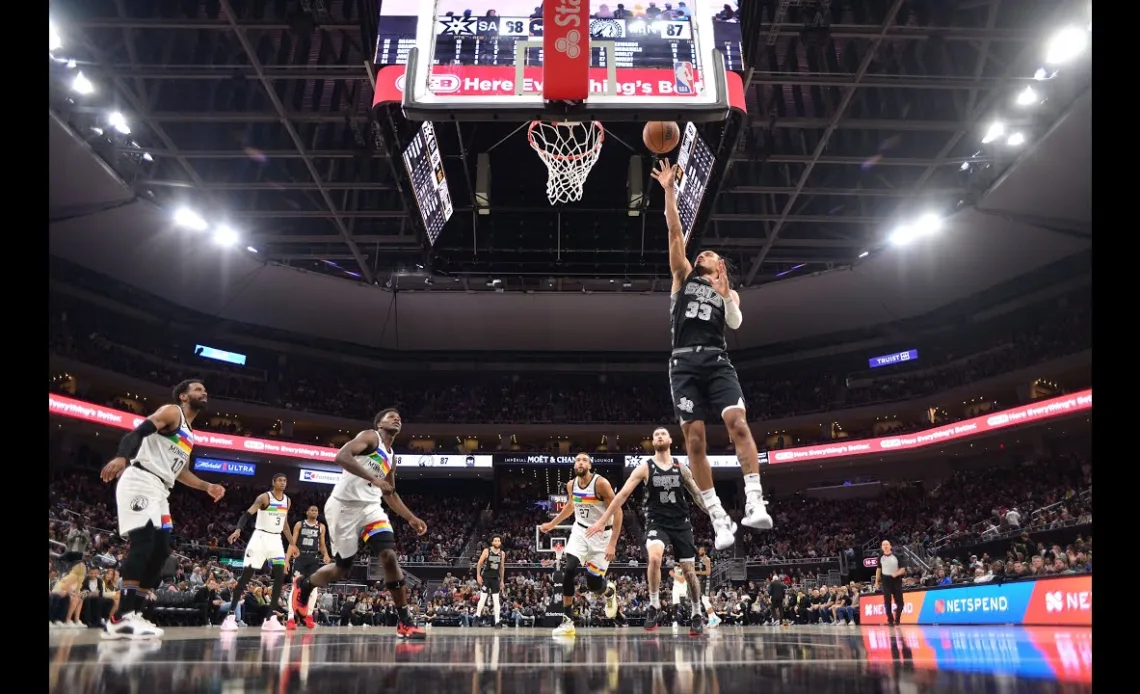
<box><xmin>571</xmin><ymin>475</ymin><xmax>611</xmax><ymax>529</ymax></box>
<box><xmin>132</xmin><ymin>406</ymin><xmax>195</xmax><ymax>488</ymax></box>
<box><xmin>330</xmin><ymin>430</ymin><xmax>393</xmax><ymax>504</ymax></box>
<box><xmin>255</xmin><ymin>493</ymin><xmax>290</xmax><ymax>533</ymax></box>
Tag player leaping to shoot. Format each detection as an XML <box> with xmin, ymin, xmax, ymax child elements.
<box><xmin>539</xmin><ymin>453</ymin><xmax>622</xmax><ymax>638</ymax></box>
<box><xmin>587</xmin><ymin>427</ymin><xmax>712</xmax><ymax>635</ymax></box>
<box><xmin>652</xmin><ymin>158</ymin><xmax>773</xmax><ymax>551</ymax></box>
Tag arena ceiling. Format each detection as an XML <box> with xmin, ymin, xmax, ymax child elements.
<box><xmin>48</xmin><ymin>0</ymin><xmax>1091</xmax><ymax>351</ymax></box>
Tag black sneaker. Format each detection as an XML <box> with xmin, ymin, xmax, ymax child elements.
<box><xmin>643</xmin><ymin>605</ymin><xmax>659</xmax><ymax>631</ymax></box>
<box><xmin>689</xmin><ymin>612</ymin><xmax>706</xmax><ymax>637</ymax></box>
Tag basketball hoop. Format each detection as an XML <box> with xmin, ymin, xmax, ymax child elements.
<box><xmin>528</xmin><ymin>121</ymin><xmax>605</xmax><ymax>205</ymax></box>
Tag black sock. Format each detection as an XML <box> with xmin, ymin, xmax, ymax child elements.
<box><xmin>119</xmin><ymin>586</ymin><xmax>139</xmax><ymax>616</ymax></box>
<box><xmin>298</xmin><ymin>577</ymin><xmax>315</xmax><ymax>606</ymax></box>
<box><xmin>563</xmin><ymin>602</ymin><xmax>573</xmax><ymax>618</ymax></box>
<box><xmin>268</xmin><ymin>564</ymin><xmax>285</xmax><ymax>616</ymax></box>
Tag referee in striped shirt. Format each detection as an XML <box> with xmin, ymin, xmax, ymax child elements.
<box><xmin>874</xmin><ymin>540</ymin><xmax>906</xmax><ymax>626</ymax></box>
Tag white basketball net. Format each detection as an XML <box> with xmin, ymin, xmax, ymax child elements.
<box><xmin>528</xmin><ymin>121</ymin><xmax>605</xmax><ymax>205</ymax></box>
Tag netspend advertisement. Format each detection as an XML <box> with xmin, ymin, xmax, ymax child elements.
<box><xmin>860</xmin><ymin>575</ymin><xmax>1091</xmax><ymax>627</ymax></box>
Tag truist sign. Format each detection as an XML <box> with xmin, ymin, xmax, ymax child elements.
<box><xmin>545</xmin><ymin>0</ymin><xmax>588</xmax><ymax>101</ymax></box>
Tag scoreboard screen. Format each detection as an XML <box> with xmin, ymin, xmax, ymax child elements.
<box><xmin>376</xmin><ymin>1</ymin><xmax>744</xmax><ymax>72</ymax></box>
<box><xmin>401</xmin><ymin>121</ymin><xmax>453</xmax><ymax>245</ymax></box>
<box><xmin>673</xmin><ymin>121</ymin><xmax>716</xmax><ymax>242</ymax></box>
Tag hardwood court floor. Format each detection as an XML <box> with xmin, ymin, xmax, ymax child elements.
<box><xmin>49</xmin><ymin>623</ymin><xmax>1091</xmax><ymax>693</ymax></box>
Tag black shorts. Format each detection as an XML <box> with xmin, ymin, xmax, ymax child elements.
<box><xmin>481</xmin><ymin>578</ymin><xmax>501</xmax><ymax>596</ymax></box>
<box><xmin>644</xmin><ymin>518</ymin><xmax>697</xmax><ymax>563</ymax></box>
<box><xmin>294</xmin><ymin>555</ymin><xmax>322</xmax><ymax>578</ymax></box>
<box><xmin>668</xmin><ymin>349</ymin><xmax>746</xmax><ymax>424</ymax></box>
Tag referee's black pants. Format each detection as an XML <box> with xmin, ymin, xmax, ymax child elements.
<box><xmin>881</xmin><ymin>576</ymin><xmax>905</xmax><ymax>625</ymax></box>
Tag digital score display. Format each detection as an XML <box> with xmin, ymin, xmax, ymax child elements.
<box><xmin>673</xmin><ymin>121</ymin><xmax>716</xmax><ymax>242</ymax></box>
<box><xmin>375</xmin><ymin>1</ymin><xmax>744</xmax><ymax>72</ymax></box>
<box><xmin>401</xmin><ymin>120</ymin><xmax>453</xmax><ymax>245</ymax></box>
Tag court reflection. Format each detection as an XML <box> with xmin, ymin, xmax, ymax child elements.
<box><xmin>48</xmin><ymin>626</ymin><xmax>1091</xmax><ymax>694</ymax></box>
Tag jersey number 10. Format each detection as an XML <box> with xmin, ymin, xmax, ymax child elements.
<box><xmin>684</xmin><ymin>301</ymin><xmax>713</xmax><ymax>321</ymax></box>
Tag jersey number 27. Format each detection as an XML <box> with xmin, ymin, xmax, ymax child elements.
<box><xmin>684</xmin><ymin>302</ymin><xmax>713</xmax><ymax>321</ymax></box>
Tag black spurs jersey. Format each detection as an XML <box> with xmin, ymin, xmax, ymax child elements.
<box><xmin>644</xmin><ymin>459</ymin><xmax>690</xmax><ymax>525</ymax></box>
<box><xmin>670</xmin><ymin>271</ymin><xmax>728</xmax><ymax>350</ymax></box>
<box><xmin>482</xmin><ymin>549</ymin><xmax>503</xmax><ymax>579</ymax></box>
<box><xmin>296</xmin><ymin>521</ymin><xmax>322</xmax><ymax>557</ymax></box>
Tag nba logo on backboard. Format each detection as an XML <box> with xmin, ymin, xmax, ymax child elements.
<box><xmin>674</xmin><ymin>61</ymin><xmax>695</xmax><ymax>95</ymax></box>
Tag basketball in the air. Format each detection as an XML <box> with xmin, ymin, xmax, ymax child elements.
<box><xmin>643</xmin><ymin>121</ymin><xmax>680</xmax><ymax>154</ymax></box>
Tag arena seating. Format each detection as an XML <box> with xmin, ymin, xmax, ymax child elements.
<box><xmin>49</xmin><ymin>288</ymin><xmax>1089</xmax><ymax>428</ymax></box>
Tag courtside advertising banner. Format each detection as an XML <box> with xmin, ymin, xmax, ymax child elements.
<box><xmin>860</xmin><ymin>575</ymin><xmax>1091</xmax><ymax>626</ymax></box>
<box><xmin>48</xmin><ymin>389</ymin><xmax>1090</xmax><ymax>468</ymax></box>
<box><xmin>46</xmin><ymin>394</ymin><xmax>493</xmax><ymax>467</ymax></box>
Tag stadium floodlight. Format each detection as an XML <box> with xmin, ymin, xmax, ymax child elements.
<box><xmin>1015</xmin><ymin>86</ymin><xmax>1038</xmax><ymax>106</ymax></box>
<box><xmin>981</xmin><ymin>122</ymin><xmax>1005</xmax><ymax>144</ymax></box>
<box><xmin>107</xmin><ymin>111</ymin><xmax>131</xmax><ymax>135</ymax></box>
<box><xmin>858</xmin><ymin>251</ymin><xmax>869</xmax><ymax>258</ymax></box>
<box><xmin>173</xmin><ymin>207</ymin><xmax>208</xmax><ymax>231</ymax></box>
<box><xmin>1044</xmin><ymin>26</ymin><xmax>1089</xmax><ymax>65</ymax></box>
<box><xmin>213</xmin><ymin>225</ymin><xmax>239</xmax><ymax>247</ymax></box>
<box><xmin>913</xmin><ymin>213</ymin><xmax>942</xmax><ymax>235</ymax></box>
<box><xmin>71</xmin><ymin>72</ymin><xmax>94</xmax><ymax>95</ymax></box>
<box><xmin>888</xmin><ymin>225</ymin><xmax>917</xmax><ymax>247</ymax></box>
<box><xmin>245</xmin><ymin>246</ymin><xmax>258</xmax><ymax>254</ymax></box>
<box><xmin>1007</xmin><ymin>132</ymin><xmax>1026</xmax><ymax>147</ymax></box>
<box><xmin>50</xmin><ymin>21</ymin><xmax>62</xmax><ymax>52</ymax></box>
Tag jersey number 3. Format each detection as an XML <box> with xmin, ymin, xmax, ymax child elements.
<box><xmin>684</xmin><ymin>301</ymin><xmax>712</xmax><ymax>321</ymax></box>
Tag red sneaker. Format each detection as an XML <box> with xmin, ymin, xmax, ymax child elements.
<box><xmin>290</xmin><ymin>576</ymin><xmax>309</xmax><ymax>622</ymax></box>
<box><xmin>303</xmin><ymin>614</ymin><xmax>315</xmax><ymax>629</ymax></box>
<box><xmin>286</xmin><ymin>619</ymin><xmax>297</xmax><ymax>631</ymax></box>
<box><xmin>396</xmin><ymin>622</ymin><xmax>426</xmax><ymax>640</ymax></box>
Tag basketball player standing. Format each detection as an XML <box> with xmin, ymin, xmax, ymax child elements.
<box><xmin>286</xmin><ymin>505</ymin><xmax>330</xmax><ymax>629</ymax></box>
<box><xmin>221</xmin><ymin>473</ymin><xmax>298</xmax><ymax>631</ymax></box>
<box><xmin>290</xmin><ymin>409</ymin><xmax>428</xmax><ymax>639</ymax></box>
<box><xmin>587</xmin><ymin>427</ymin><xmax>710</xmax><ymax>634</ymax></box>
<box><xmin>539</xmin><ymin>453</ymin><xmax>621</xmax><ymax>637</ymax></box>
<box><xmin>99</xmin><ymin>379</ymin><xmax>225</xmax><ymax>640</ymax></box>
<box><xmin>475</xmin><ymin>536</ymin><xmax>506</xmax><ymax>628</ymax></box>
<box><xmin>652</xmin><ymin>158</ymin><xmax>774</xmax><ymax>550</ymax></box>
<box><xmin>695</xmin><ymin>546</ymin><xmax>721</xmax><ymax>628</ymax></box>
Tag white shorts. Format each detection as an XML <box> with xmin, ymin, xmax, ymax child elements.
<box><xmin>565</xmin><ymin>526</ymin><xmax>612</xmax><ymax>578</ymax></box>
<box><xmin>672</xmin><ymin>582</ymin><xmax>687</xmax><ymax>605</ymax></box>
<box><xmin>325</xmin><ymin>496</ymin><xmax>394</xmax><ymax>560</ymax></box>
<box><xmin>245</xmin><ymin>530</ymin><xmax>286</xmax><ymax>571</ymax></box>
<box><xmin>116</xmin><ymin>466</ymin><xmax>172</xmax><ymax>538</ymax></box>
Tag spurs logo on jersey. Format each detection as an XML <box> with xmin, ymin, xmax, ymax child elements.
<box><xmin>255</xmin><ymin>493</ymin><xmax>289</xmax><ymax>533</ymax></box>
<box><xmin>572</xmin><ymin>475</ymin><xmax>611</xmax><ymax>529</ymax></box>
<box><xmin>331</xmin><ymin>430</ymin><xmax>393</xmax><ymax>503</ymax></box>
<box><xmin>670</xmin><ymin>273</ymin><xmax>727</xmax><ymax>350</ymax></box>
<box><xmin>297</xmin><ymin>521</ymin><xmax>321</xmax><ymax>555</ymax></box>
<box><xmin>132</xmin><ymin>407</ymin><xmax>195</xmax><ymax>488</ymax></box>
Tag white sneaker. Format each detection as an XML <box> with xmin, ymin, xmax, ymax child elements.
<box><xmin>261</xmin><ymin>616</ymin><xmax>286</xmax><ymax>632</ymax></box>
<box><xmin>604</xmin><ymin>581</ymin><xmax>618</xmax><ymax>619</ymax></box>
<box><xmin>102</xmin><ymin>613</ymin><xmax>162</xmax><ymax>640</ymax></box>
<box><xmin>742</xmin><ymin>494</ymin><xmax>773</xmax><ymax>530</ymax></box>
<box><xmin>711</xmin><ymin>513</ymin><xmax>738</xmax><ymax>550</ymax></box>
<box><xmin>551</xmin><ymin>616</ymin><xmax>576</xmax><ymax>638</ymax></box>
<box><xmin>137</xmin><ymin>616</ymin><xmax>165</xmax><ymax>637</ymax></box>
<box><xmin>220</xmin><ymin>615</ymin><xmax>239</xmax><ymax>632</ymax></box>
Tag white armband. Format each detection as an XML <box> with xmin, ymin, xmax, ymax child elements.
<box><xmin>725</xmin><ymin>298</ymin><xmax>742</xmax><ymax>329</ymax></box>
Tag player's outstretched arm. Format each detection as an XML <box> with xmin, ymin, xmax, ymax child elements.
<box><xmin>176</xmin><ymin>467</ymin><xmax>225</xmax><ymax>501</ymax></box>
<box><xmin>587</xmin><ymin>464</ymin><xmax>648</xmax><ymax>535</ymax></box>
<box><xmin>678</xmin><ymin>464</ymin><xmax>710</xmax><ymax>515</ymax></box>
<box><xmin>650</xmin><ymin>158</ymin><xmax>692</xmax><ymax>293</ymax></box>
